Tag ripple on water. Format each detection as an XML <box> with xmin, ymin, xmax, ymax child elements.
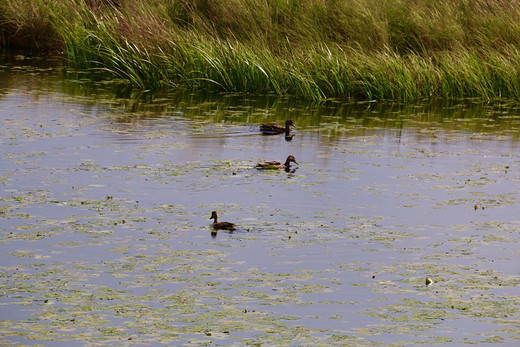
<box><xmin>1</xmin><ymin>65</ymin><xmax>520</xmax><ymax>345</ymax></box>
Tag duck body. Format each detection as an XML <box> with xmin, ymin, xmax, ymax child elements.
<box><xmin>256</xmin><ymin>155</ymin><xmax>298</xmax><ymax>170</ymax></box>
<box><xmin>260</xmin><ymin>120</ymin><xmax>295</xmax><ymax>135</ymax></box>
<box><xmin>210</xmin><ymin>211</ymin><xmax>236</xmax><ymax>231</ymax></box>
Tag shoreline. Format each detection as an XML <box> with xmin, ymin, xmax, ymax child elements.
<box><xmin>2</xmin><ymin>0</ymin><xmax>520</xmax><ymax>101</ymax></box>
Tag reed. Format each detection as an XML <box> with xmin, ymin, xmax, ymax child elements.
<box><xmin>2</xmin><ymin>0</ymin><xmax>520</xmax><ymax>101</ymax></box>
<box><xmin>0</xmin><ymin>0</ymin><xmax>61</xmax><ymax>51</ymax></box>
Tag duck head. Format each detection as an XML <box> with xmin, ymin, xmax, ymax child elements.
<box><xmin>284</xmin><ymin>155</ymin><xmax>298</xmax><ymax>167</ymax></box>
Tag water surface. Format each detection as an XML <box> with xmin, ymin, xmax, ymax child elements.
<box><xmin>1</xmin><ymin>56</ymin><xmax>520</xmax><ymax>345</ymax></box>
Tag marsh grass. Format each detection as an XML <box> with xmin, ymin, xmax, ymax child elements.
<box><xmin>3</xmin><ymin>0</ymin><xmax>520</xmax><ymax>101</ymax></box>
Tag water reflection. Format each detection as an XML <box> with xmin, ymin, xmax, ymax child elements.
<box><xmin>1</xmin><ymin>55</ymin><xmax>520</xmax><ymax>141</ymax></box>
<box><xmin>2</xmin><ymin>54</ymin><xmax>520</xmax><ymax>346</ymax></box>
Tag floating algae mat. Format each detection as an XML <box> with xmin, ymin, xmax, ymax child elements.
<box><xmin>1</xmin><ymin>58</ymin><xmax>520</xmax><ymax>345</ymax></box>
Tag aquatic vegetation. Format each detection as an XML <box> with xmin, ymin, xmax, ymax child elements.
<box><xmin>3</xmin><ymin>0</ymin><xmax>520</xmax><ymax>100</ymax></box>
<box><xmin>1</xmin><ymin>66</ymin><xmax>520</xmax><ymax>345</ymax></box>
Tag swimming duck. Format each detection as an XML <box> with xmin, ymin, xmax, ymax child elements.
<box><xmin>255</xmin><ymin>155</ymin><xmax>298</xmax><ymax>170</ymax></box>
<box><xmin>209</xmin><ymin>211</ymin><xmax>236</xmax><ymax>231</ymax></box>
<box><xmin>260</xmin><ymin>120</ymin><xmax>295</xmax><ymax>135</ymax></box>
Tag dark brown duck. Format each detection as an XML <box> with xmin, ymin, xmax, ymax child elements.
<box><xmin>209</xmin><ymin>211</ymin><xmax>236</xmax><ymax>231</ymax></box>
<box><xmin>255</xmin><ymin>155</ymin><xmax>298</xmax><ymax>170</ymax></box>
<box><xmin>260</xmin><ymin>120</ymin><xmax>295</xmax><ymax>135</ymax></box>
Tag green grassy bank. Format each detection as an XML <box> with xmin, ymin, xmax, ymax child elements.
<box><xmin>2</xmin><ymin>0</ymin><xmax>520</xmax><ymax>101</ymax></box>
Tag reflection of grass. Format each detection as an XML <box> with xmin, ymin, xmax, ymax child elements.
<box><xmin>4</xmin><ymin>1</ymin><xmax>520</xmax><ymax>100</ymax></box>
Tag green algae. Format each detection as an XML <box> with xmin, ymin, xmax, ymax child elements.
<box><xmin>1</xmin><ymin>65</ymin><xmax>520</xmax><ymax>345</ymax></box>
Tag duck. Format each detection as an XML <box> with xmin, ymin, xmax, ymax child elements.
<box><xmin>260</xmin><ymin>120</ymin><xmax>295</xmax><ymax>135</ymax></box>
<box><xmin>255</xmin><ymin>155</ymin><xmax>298</xmax><ymax>170</ymax></box>
<box><xmin>209</xmin><ymin>211</ymin><xmax>236</xmax><ymax>231</ymax></box>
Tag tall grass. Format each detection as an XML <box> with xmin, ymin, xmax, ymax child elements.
<box><xmin>2</xmin><ymin>0</ymin><xmax>520</xmax><ymax>101</ymax></box>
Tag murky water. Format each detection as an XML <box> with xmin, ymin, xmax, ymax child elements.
<box><xmin>1</xmin><ymin>56</ymin><xmax>520</xmax><ymax>346</ymax></box>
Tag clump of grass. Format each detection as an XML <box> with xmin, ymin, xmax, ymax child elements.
<box><xmin>3</xmin><ymin>0</ymin><xmax>520</xmax><ymax>101</ymax></box>
<box><xmin>0</xmin><ymin>0</ymin><xmax>62</xmax><ymax>51</ymax></box>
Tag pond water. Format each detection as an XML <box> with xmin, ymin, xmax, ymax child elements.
<box><xmin>1</xmin><ymin>56</ymin><xmax>520</xmax><ymax>346</ymax></box>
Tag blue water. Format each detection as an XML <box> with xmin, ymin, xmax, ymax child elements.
<box><xmin>1</xmin><ymin>60</ymin><xmax>520</xmax><ymax>346</ymax></box>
